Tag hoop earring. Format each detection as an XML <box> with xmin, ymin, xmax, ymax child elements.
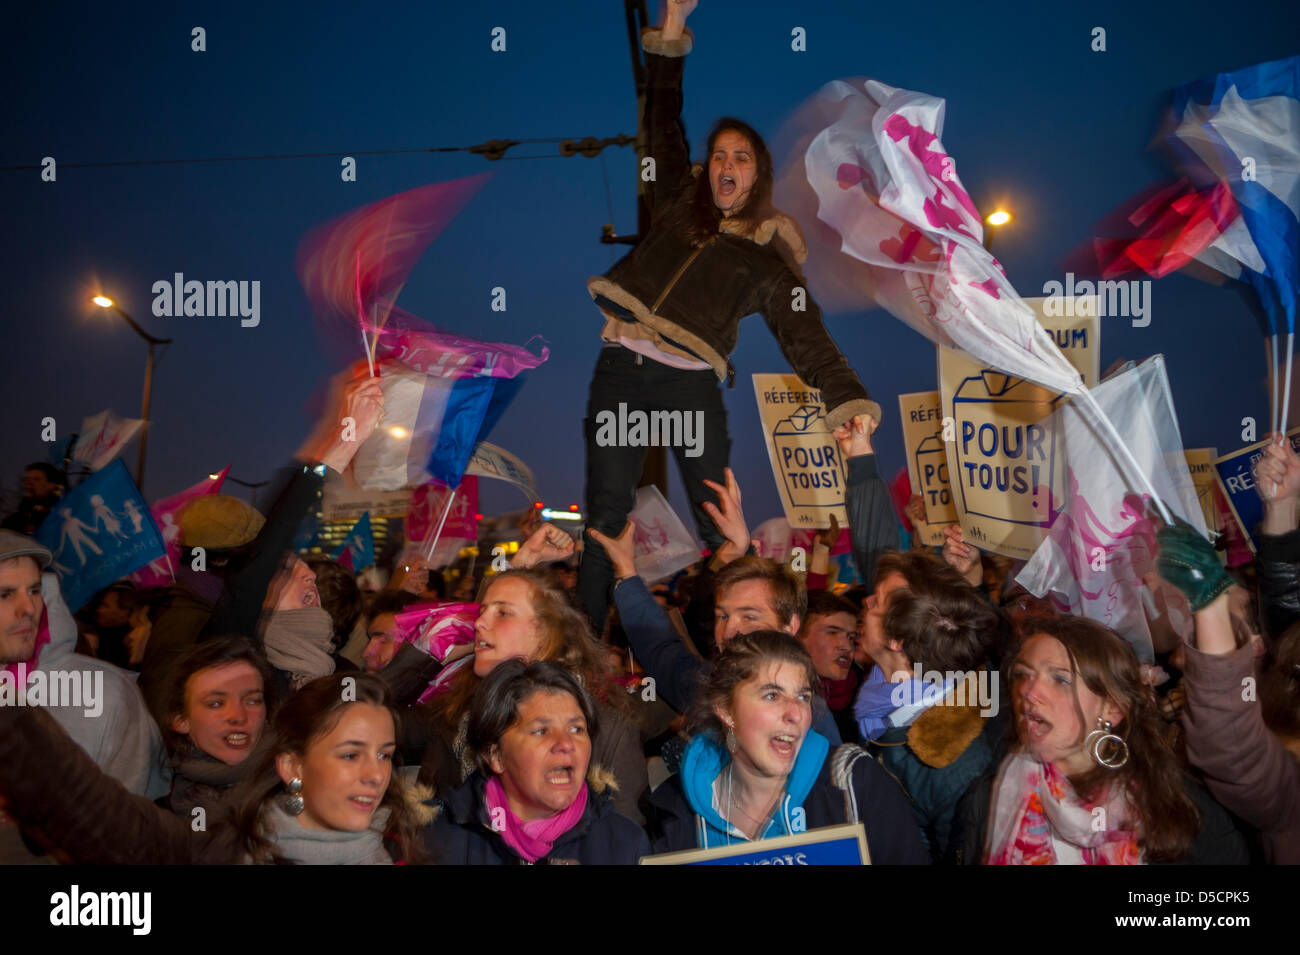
<box><xmin>284</xmin><ymin>777</ymin><xmax>305</xmax><ymax>815</ymax></box>
<box><xmin>1085</xmin><ymin>719</ymin><xmax>1129</xmax><ymax>770</ymax></box>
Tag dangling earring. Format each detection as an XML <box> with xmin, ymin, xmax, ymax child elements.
<box><xmin>1085</xmin><ymin>718</ymin><xmax>1129</xmax><ymax>769</ymax></box>
<box><xmin>284</xmin><ymin>777</ymin><xmax>305</xmax><ymax>815</ymax></box>
<box><xmin>725</xmin><ymin>723</ymin><xmax>739</xmax><ymax>754</ymax></box>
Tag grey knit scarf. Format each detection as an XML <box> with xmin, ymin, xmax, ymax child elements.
<box><xmin>260</xmin><ymin>803</ymin><xmax>393</xmax><ymax>865</ymax></box>
<box><xmin>262</xmin><ymin>607</ymin><xmax>336</xmax><ymax>689</ymax></box>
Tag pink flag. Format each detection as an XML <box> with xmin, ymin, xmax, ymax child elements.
<box><xmin>130</xmin><ymin>467</ymin><xmax>229</xmax><ymax>587</ymax></box>
<box><xmin>295</xmin><ymin>175</ymin><xmax>492</xmax><ymax>360</ymax></box>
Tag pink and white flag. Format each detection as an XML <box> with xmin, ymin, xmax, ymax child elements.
<box><xmin>783</xmin><ymin>78</ymin><xmax>1083</xmax><ymax>396</ymax></box>
<box><xmin>73</xmin><ymin>410</ymin><xmax>144</xmax><ymax>472</ymax></box>
<box><xmin>130</xmin><ymin>467</ymin><xmax>229</xmax><ymax>587</ymax></box>
<box><xmin>406</xmin><ymin>476</ymin><xmax>479</xmax><ymax>569</ymax></box>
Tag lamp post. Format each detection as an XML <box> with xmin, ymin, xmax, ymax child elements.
<box><xmin>93</xmin><ymin>296</ymin><xmax>172</xmax><ymax>494</ymax></box>
<box><xmin>983</xmin><ymin>209</ymin><xmax>1013</xmax><ymax>252</ymax></box>
<box><xmin>210</xmin><ymin>473</ymin><xmax>269</xmax><ymax>508</ymax></box>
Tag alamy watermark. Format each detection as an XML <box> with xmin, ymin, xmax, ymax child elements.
<box><xmin>594</xmin><ymin>403</ymin><xmax>704</xmax><ymax>458</ymax></box>
<box><xmin>0</xmin><ymin>665</ymin><xmax>103</xmax><ymax>718</ymax></box>
<box><xmin>50</xmin><ymin>885</ymin><xmax>151</xmax><ymax>935</ymax></box>
<box><xmin>1040</xmin><ymin>273</ymin><xmax>1150</xmax><ymax>328</ymax></box>
<box><xmin>151</xmin><ymin>273</ymin><xmax>260</xmax><ymax>327</ymax></box>
<box><xmin>888</xmin><ymin>665</ymin><xmax>999</xmax><ymax>717</ymax></box>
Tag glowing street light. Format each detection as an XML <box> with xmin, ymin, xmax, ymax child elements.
<box><xmin>983</xmin><ymin>208</ymin><xmax>1013</xmax><ymax>251</ymax></box>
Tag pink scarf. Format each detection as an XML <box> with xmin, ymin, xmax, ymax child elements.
<box><xmin>484</xmin><ymin>776</ymin><xmax>589</xmax><ymax>863</ymax></box>
<box><xmin>984</xmin><ymin>751</ymin><xmax>1143</xmax><ymax>865</ymax></box>
<box><xmin>2</xmin><ymin>607</ymin><xmax>49</xmax><ymax>683</ymax></box>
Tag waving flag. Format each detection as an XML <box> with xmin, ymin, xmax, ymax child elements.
<box><xmin>781</xmin><ymin>76</ymin><xmax>1174</xmax><ymax>524</ymax></box>
<box><xmin>1016</xmin><ymin>358</ymin><xmax>1205</xmax><ymax>662</ymax></box>
<box><xmin>1088</xmin><ymin>179</ymin><xmax>1241</xmax><ymax>280</ymax></box>
<box><xmin>297</xmin><ymin>180</ymin><xmax>547</xmax><ymax>491</ymax></box>
<box><xmin>130</xmin><ymin>467</ymin><xmax>228</xmax><ymax>587</ymax></box>
<box><xmin>72</xmin><ymin>409</ymin><xmax>144</xmax><ymax>472</ymax></box>
<box><xmin>34</xmin><ymin>460</ymin><xmax>165</xmax><ymax>612</ymax></box>
<box><xmin>331</xmin><ymin>512</ymin><xmax>375</xmax><ymax>571</ymax></box>
<box><xmin>787</xmin><ymin>78</ymin><xmax>1083</xmax><ymax>397</ymax></box>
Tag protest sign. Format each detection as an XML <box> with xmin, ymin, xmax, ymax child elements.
<box><xmin>640</xmin><ymin>823</ymin><xmax>870</xmax><ymax>866</ymax></box>
<box><xmin>938</xmin><ymin>297</ymin><xmax>1099</xmax><ymax>559</ymax></box>
<box><xmin>35</xmin><ymin>460</ymin><xmax>166</xmax><ymax>612</ymax></box>
<box><xmin>1183</xmin><ymin>448</ymin><xmax>1219</xmax><ymax>540</ymax></box>
<box><xmin>131</xmin><ymin>468</ymin><xmax>227</xmax><ymax>587</ymax></box>
<box><xmin>628</xmin><ymin>485</ymin><xmax>701</xmax><ymax>583</ymax></box>
<box><xmin>898</xmin><ymin>391</ymin><xmax>955</xmax><ymax>546</ymax></box>
<box><xmin>752</xmin><ymin>374</ymin><xmax>848</xmax><ymax>529</ymax></box>
<box><xmin>1213</xmin><ymin>427</ymin><xmax>1300</xmax><ymax>554</ymax></box>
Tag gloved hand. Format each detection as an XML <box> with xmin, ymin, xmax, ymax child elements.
<box><xmin>1156</xmin><ymin>515</ymin><xmax>1233</xmax><ymax>612</ymax></box>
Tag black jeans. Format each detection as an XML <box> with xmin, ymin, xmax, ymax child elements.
<box><xmin>579</xmin><ymin>345</ymin><xmax>730</xmax><ymax>631</ymax></box>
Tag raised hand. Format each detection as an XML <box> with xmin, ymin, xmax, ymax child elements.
<box><xmin>299</xmin><ymin>362</ymin><xmax>387</xmax><ymax>475</ymax></box>
<box><xmin>513</xmin><ymin>523</ymin><xmax>576</xmax><ymax>568</ymax></box>
<box><xmin>815</xmin><ymin>512</ymin><xmax>840</xmax><ymax>549</ymax></box>
<box><xmin>702</xmin><ymin>467</ymin><xmax>750</xmax><ymax>564</ymax></box>
<box><xmin>832</xmin><ymin>412</ymin><xmax>877</xmax><ymax>460</ymax></box>
<box><xmin>1255</xmin><ymin>435</ymin><xmax>1300</xmax><ymax>535</ymax></box>
<box><xmin>587</xmin><ymin>523</ymin><xmax>638</xmax><ymax>580</ymax></box>
<box><xmin>941</xmin><ymin>524</ymin><xmax>982</xmax><ymax>587</ymax></box>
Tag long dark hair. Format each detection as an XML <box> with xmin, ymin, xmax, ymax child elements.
<box><xmin>1011</xmin><ymin>617</ymin><xmax>1200</xmax><ymax>862</ymax></box>
<box><xmin>156</xmin><ymin>636</ymin><xmax>278</xmax><ymax>757</ymax></box>
<box><xmin>229</xmin><ymin>673</ymin><xmax>428</xmax><ymax>864</ymax></box>
<box><xmin>662</xmin><ymin>117</ymin><xmax>776</xmax><ymax>248</ymax></box>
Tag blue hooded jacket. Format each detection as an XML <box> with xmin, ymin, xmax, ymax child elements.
<box><xmin>679</xmin><ymin>729</ymin><xmax>830</xmax><ymax>849</ymax></box>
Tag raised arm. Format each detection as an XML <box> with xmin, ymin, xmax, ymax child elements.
<box><xmin>640</xmin><ymin>1</ymin><xmax>697</xmax><ymax>215</ymax></box>
<box><xmin>833</xmin><ymin>417</ymin><xmax>899</xmax><ymax>587</ymax></box>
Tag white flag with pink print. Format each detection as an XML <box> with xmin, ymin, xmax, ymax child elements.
<box><xmin>799</xmin><ymin>78</ymin><xmax>1084</xmax><ymax>397</ymax></box>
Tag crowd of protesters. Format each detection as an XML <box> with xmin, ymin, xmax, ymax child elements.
<box><xmin>1</xmin><ymin>387</ymin><xmax>1297</xmax><ymax>865</ymax></box>
<box><xmin>1</xmin><ymin>1</ymin><xmax>1295</xmax><ymax>866</ymax></box>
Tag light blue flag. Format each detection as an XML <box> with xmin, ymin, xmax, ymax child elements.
<box><xmin>34</xmin><ymin>460</ymin><xmax>165</xmax><ymax>612</ymax></box>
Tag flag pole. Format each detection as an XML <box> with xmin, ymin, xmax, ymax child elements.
<box><xmin>423</xmin><ymin>485</ymin><xmax>459</xmax><ymax>563</ymax></box>
<box><xmin>1282</xmin><ymin>331</ymin><xmax>1295</xmax><ymax>435</ymax></box>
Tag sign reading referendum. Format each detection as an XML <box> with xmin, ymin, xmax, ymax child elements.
<box><xmin>752</xmin><ymin>374</ymin><xmax>848</xmax><ymax>529</ymax></box>
<box><xmin>898</xmin><ymin>390</ymin><xmax>955</xmax><ymax>546</ymax></box>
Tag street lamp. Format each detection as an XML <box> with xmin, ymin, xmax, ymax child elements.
<box><xmin>983</xmin><ymin>209</ymin><xmax>1013</xmax><ymax>252</ymax></box>
<box><xmin>210</xmin><ymin>473</ymin><xmax>269</xmax><ymax>508</ymax></box>
<box><xmin>93</xmin><ymin>296</ymin><xmax>172</xmax><ymax>494</ymax></box>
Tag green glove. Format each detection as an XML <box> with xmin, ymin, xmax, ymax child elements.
<box><xmin>1156</xmin><ymin>516</ymin><xmax>1233</xmax><ymax>612</ymax></box>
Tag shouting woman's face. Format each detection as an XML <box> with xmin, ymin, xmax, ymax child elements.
<box><xmin>487</xmin><ymin>689</ymin><xmax>591</xmax><ymax>821</ymax></box>
<box><xmin>709</xmin><ymin>129</ymin><xmax>758</xmax><ymax>216</ymax></box>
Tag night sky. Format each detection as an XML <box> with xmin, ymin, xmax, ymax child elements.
<box><xmin>5</xmin><ymin>1</ymin><xmax>1298</xmax><ymax>536</ymax></box>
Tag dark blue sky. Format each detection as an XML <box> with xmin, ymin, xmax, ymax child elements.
<box><xmin>5</xmin><ymin>1</ymin><xmax>1297</xmax><ymax>532</ymax></box>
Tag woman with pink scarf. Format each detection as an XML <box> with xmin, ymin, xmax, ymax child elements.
<box><xmin>426</xmin><ymin>660</ymin><xmax>649</xmax><ymax>864</ymax></box>
<box><xmin>955</xmin><ymin>616</ymin><xmax>1247</xmax><ymax>865</ymax></box>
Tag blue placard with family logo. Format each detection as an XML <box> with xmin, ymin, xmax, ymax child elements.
<box><xmin>34</xmin><ymin>460</ymin><xmax>166</xmax><ymax>612</ymax></box>
<box><xmin>640</xmin><ymin>823</ymin><xmax>870</xmax><ymax>866</ymax></box>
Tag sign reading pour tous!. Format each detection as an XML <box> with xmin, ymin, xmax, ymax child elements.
<box><xmin>640</xmin><ymin>824</ymin><xmax>870</xmax><ymax>866</ymax></box>
<box><xmin>898</xmin><ymin>391</ymin><xmax>955</xmax><ymax>546</ymax></box>
<box><xmin>752</xmin><ymin>374</ymin><xmax>848</xmax><ymax>529</ymax></box>
<box><xmin>938</xmin><ymin>297</ymin><xmax>1099</xmax><ymax>560</ymax></box>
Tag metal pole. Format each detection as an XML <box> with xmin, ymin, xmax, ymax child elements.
<box><xmin>137</xmin><ymin>339</ymin><xmax>156</xmax><ymax>493</ymax></box>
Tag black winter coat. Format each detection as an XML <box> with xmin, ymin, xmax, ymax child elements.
<box><xmin>427</xmin><ymin>771</ymin><xmax>650</xmax><ymax>865</ymax></box>
<box><xmin>586</xmin><ymin>27</ymin><xmax>876</xmax><ymax>432</ymax></box>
